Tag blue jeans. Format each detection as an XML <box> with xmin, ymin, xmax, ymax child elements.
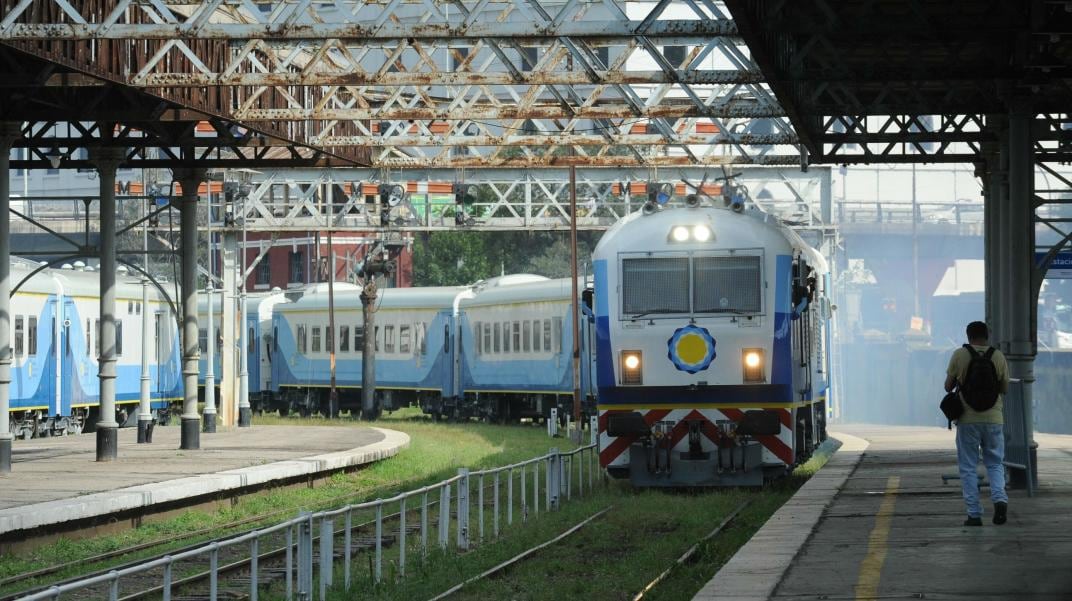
<box><xmin>956</xmin><ymin>423</ymin><xmax>1009</xmax><ymax>518</ymax></box>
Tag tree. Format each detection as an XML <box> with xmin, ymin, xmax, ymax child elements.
<box><xmin>410</xmin><ymin>231</ymin><xmax>495</xmax><ymax>286</ymax></box>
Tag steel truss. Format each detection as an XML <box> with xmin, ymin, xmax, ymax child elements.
<box><xmin>217</xmin><ymin>166</ymin><xmax>831</xmax><ymax>232</ymax></box>
<box><xmin>1</xmin><ymin>0</ymin><xmax>802</xmax><ymax>168</ymax></box>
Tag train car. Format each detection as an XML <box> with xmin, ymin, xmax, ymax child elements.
<box><xmin>7</xmin><ymin>259</ymin><xmax>183</xmax><ymax>438</ymax></box>
<box><xmin>593</xmin><ymin>204</ymin><xmax>831</xmax><ymax>486</ymax></box>
<box><xmin>270</xmin><ymin>283</ymin><xmax>464</xmax><ymax>417</ymax></box>
<box><xmin>196</xmin><ymin>290</ymin><xmax>286</xmax><ymax>411</ymax></box>
<box><xmin>456</xmin><ymin>275</ymin><xmax>596</xmax><ymax>423</ymax></box>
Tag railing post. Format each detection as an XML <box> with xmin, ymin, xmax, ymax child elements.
<box><xmin>457</xmin><ymin>468</ymin><xmax>470</xmax><ymax>550</ymax></box>
<box><xmin>250</xmin><ymin>537</ymin><xmax>259</xmax><ymax>601</ymax></box>
<box><xmin>548</xmin><ymin>448</ymin><xmax>560</xmax><ymax>511</ymax></box>
<box><xmin>344</xmin><ymin>508</ymin><xmax>352</xmax><ymax>590</ymax></box>
<box><xmin>298</xmin><ymin>513</ymin><xmax>313</xmax><ymax>600</ymax></box>
<box><xmin>508</xmin><ymin>468</ymin><xmax>514</xmax><ymax>525</ymax></box>
<box><xmin>286</xmin><ymin>525</ymin><xmax>293</xmax><ymax>601</ymax></box>
<box><xmin>439</xmin><ymin>483</ymin><xmax>451</xmax><ymax>550</ymax></box>
<box><xmin>320</xmin><ymin>517</ymin><xmax>333</xmax><ymax>599</ymax></box>
<box><xmin>375</xmin><ymin>501</ymin><xmax>383</xmax><ymax>584</ymax></box>
<box><xmin>520</xmin><ymin>464</ymin><xmax>528</xmax><ymax>522</ymax></box>
<box><xmin>478</xmin><ymin>473</ymin><xmax>485</xmax><ymax>543</ymax></box>
<box><xmin>493</xmin><ymin>472</ymin><xmax>500</xmax><ymax>538</ymax></box>
<box><xmin>590</xmin><ymin>414</ymin><xmax>598</xmax><ymax>446</ymax></box>
<box><xmin>399</xmin><ymin>497</ymin><xmax>407</xmax><ymax>577</ymax></box>
<box><xmin>163</xmin><ymin>557</ymin><xmax>173</xmax><ymax>601</ymax></box>
<box><xmin>209</xmin><ymin>544</ymin><xmax>219</xmax><ymax>601</ymax></box>
<box><xmin>109</xmin><ymin>571</ymin><xmax>119</xmax><ymax>601</ymax></box>
<box><xmin>421</xmin><ymin>491</ymin><xmax>429</xmax><ymax>555</ymax></box>
<box><xmin>533</xmin><ymin>461</ymin><xmax>540</xmax><ymax>517</ymax></box>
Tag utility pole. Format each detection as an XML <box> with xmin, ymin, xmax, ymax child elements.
<box><xmin>569</xmin><ymin>165</ymin><xmax>582</xmax><ymax>432</ymax></box>
<box><xmin>327</xmin><ymin>186</ymin><xmax>338</xmax><ymax>418</ymax></box>
<box><xmin>359</xmin><ymin>245</ymin><xmax>395</xmax><ymax>421</ymax></box>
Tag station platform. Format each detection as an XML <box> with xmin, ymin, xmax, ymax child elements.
<box><xmin>0</xmin><ymin>425</ymin><xmax>409</xmax><ymax>549</ymax></box>
<box><xmin>696</xmin><ymin>424</ymin><xmax>1072</xmax><ymax>601</ymax></box>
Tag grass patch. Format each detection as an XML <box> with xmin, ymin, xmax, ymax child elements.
<box><xmin>0</xmin><ymin>409</ymin><xmax>579</xmax><ymax>595</ymax></box>
<box><xmin>293</xmin><ymin>437</ymin><xmax>843</xmax><ymax>601</ymax></box>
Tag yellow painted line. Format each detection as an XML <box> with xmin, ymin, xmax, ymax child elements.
<box><xmin>854</xmin><ymin>475</ymin><xmax>901</xmax><ymax>601</ymax></box>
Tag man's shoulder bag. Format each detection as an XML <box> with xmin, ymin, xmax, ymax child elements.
<box><xmin>940</xmin><ymin>389</ymin><xmax>963</xmax><ymax>430</ymax></box>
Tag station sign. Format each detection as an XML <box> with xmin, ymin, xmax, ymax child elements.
<box><xmin>1037</xmin><ymin>251</ymin><xmax>1072</xmax><ymax>279</ymax></box>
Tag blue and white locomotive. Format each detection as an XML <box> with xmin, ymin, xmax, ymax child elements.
<box><xmin>593</xmin><ymin>204</ymin><xmax>831</xmax><ymax>486</ymax></box>
<box><xmin>6</xmin><ymin>259</ymin><xmax>182</xmax><ymax>438</ymax></box>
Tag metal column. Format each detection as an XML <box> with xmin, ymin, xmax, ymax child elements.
<box><xmin>176</xmin><ymin>169</ymin><xmax>205</xmax><ymax>450</ymax></box>
<box><xmin>91</xmin><ymin>147</ymin><xmax>125</xmax><ymax>462</ymax></box>
<box><xmin>0</xmin><ymin>122</ymin><xmax>19</xmax><ymax>473</ymax></box>
<box><xmin>203</xmin><ymin>282</ymin><xmax>217</xmax><ymax>433</ymax></box>
<box><xmin>220</xmin><ymin>231</ymin><xmax>237</xmax><ymax>426</ymax></box>
<box><xmin>137</xmin><ymin>277</ymin><xmax>153</xmax><ymax>443</ymax></box>
<box><xmin>1005</xmin><ymin>110</ymin><xmax>1037</xmax><ymax>468</ymax></box>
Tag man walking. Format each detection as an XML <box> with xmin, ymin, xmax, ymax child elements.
<box><xmin>944</xmin><ymin>321</ymin><xmax>1010</xmax><ymax>526</ymax></box>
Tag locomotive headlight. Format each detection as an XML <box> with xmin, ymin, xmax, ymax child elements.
<box><xmin>621</xmin><ymin>351</ymin><xmax>643</xmax><ymax>385</ymax></box>
<box><xmin>671</xmin><ymin>226</ymin><xmax>690</xmax><ymax>242</ymax></box>
<box><xmin>692</xmin><ymin>224</ymin><xmax>712</xmax><ymax>242</ymax></box>
<box><xmin>742</xmin><ymin>348</ymin><xmax>765</xmax><ymax>383</ymax></box>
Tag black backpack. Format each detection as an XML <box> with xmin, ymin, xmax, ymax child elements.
<box><xmin>960</xmin><ymin>345</ymin><xmax>1000</xmax><ymax>412</ymax></box>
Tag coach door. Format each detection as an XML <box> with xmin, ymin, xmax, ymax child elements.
<box><xmin>59</xmin><ymin>298</ymin><xmax>77</xmax><ymax>417</ymax></box>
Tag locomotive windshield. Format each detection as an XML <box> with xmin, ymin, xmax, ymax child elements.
<box><xmin>622</xmin><ymin>257</ymin><xmax>690</xmax><ymax>315</ymax></box>
<box><xmin>621</xmin><ymin>253</ymin><xmax>762</xmax><ymax>317</ymax></box>
<box><xmin>693</xmin><ymin>255</ymin><xmax>762</xmax><ymax>314</ymax></box>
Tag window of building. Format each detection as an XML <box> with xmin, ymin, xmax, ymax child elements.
<box><xmin>532</xmin><ymin>320</ymin><xmax>541</xmax><ymax>352</ymax></box>
<box><xmin>257</xmin><ymin>257</ymin><xmax>272</xmax><ymax>286</ymax></box>
<box><xmin>340</xmin><ymin>326</ymin><xmax>350</xmax><ymax>352</ymax></box>
<box><xmin>14</xmin><ymin>316</ymin><xmax>24</xmax><ymax>356</ymax></box>
<box><xmin>473</xmin><ymin>322</ymin><xmax>482</xmax><ymax>355</ymax></box>
<box><xmin>385</xmin><ymin>325</ymin><xmax>395</xmax><ymax>353</ymax></box>
<box><xmin>553</xmin><ymin>317</ymin><xmax>563</xmax><ymax>353</ymax></box>
<box><xmin>312</xmin><ymin>326</ymin><xmax>321</xmax><ymax>352</ymax></box>
<box><xmin>493</xmin><ymin>322</ymin><xmax>501</xmax><ymax>353</ymax></box>
<box><xmin>523</xmin><ymin>320</ymin><xmax>531</xmax><ymax>352</ymax></box>
<box><xmin>289</xmin><ymin>251</ymin><xmax>304</xmax><ymax>283</ymax></box>
<box><xmin>512</xmin><ymin>322</ymin><xmax>521</xmax><ymax>353</ymax></box>
<box><xmin>400</xmin><ymin>325</ymin><xmax>411</xmax><ymax>354</ymax></box>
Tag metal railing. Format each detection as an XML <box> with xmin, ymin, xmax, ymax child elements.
<box><xmin>836</xmin><ymin>200</ymin><xmax>984</xmax><ymax>225</ymax></box>
<box><xmin>19</xmin><ymin>443</ymin><xmax>600</xmax><ymax>601</ymax></box>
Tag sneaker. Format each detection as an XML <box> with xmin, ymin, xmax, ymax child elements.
<box><xmin>993</xmin><ymin>502</ymin><xmax>1008</xmax><ymax>525</ymax></box>
<box><xmin>963</xmin><ymin>516</ymin><xmax>982</xmax><ymax>527</ymax></box>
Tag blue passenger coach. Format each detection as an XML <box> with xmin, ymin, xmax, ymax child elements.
<box><xmin>7</xmin><ymin>259</ymin><xmax>182</xmax><ymax>438</ymax></box>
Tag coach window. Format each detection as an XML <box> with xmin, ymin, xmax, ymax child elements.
<box><xmin>419</xmin><ymin>322</ymin><xmax>428</xmax><ymax>354</ymax></box>
<box><xmin>522</xmin><ymin>320</ymin><xmax>531</xmax><ymax>352</ymax></box>
<box><xmin>482</xmin><ymin>323</ymin><xmax>491</xmax><ymax>354</ymax></box>
<box><xmin>532</xmin><ymin>320</ymin><xmax>542</xmax><ymax>352</ymax></box>
<box><xmin>375</xmin><ymin>326</ymin><xmax>380</xmax><ymax>352</ymax></box>
<box><xmin>326</xmin><ymin>325</ymin><xmax>334</xmax><ymax>353</ymax></box>
<box><xmin>693</xmin><ymin>255</ymin><xmax>762</xmax><ymax>314</ymax></box>
<box><xmin>512</xmin><ymin>322</ymin><xmax>521</xmax><ymax>353</ymax></box>
<box><xmin>543</xmin><ymin>319</ymin><xmax>552</xmax><ymax>352</ymax></box>
<box><xmin>116</xmin><ymin>321</ymin><xmax>123</xmax><ymax>356</ymax></box>
<box><xmin>95</xmin><ymin>319</ymin><xmax>101</xmax><ymax>357</ymax></box>
<box><xmin>553</xmin><ymin>317</ymin><xmax>563</xmax><ymax>353</ymax></box>
<box><xmin>340</xmin><ymin>326</ymin><xmax>350</xmax><ymax>352</ymax></box>
<box><xmin>355</xmin><ymin>326</ymin><xmax>364</xmax><ymax>351</ymax></box>
<box><xmin>385</xmin><ymin>325</ymin><xmax>395</xmax><ymax>353</ymax></box>
<box><xmin>493</xmin><ymin>322</ymin><xmax>501</xmax><ymax>353</ymax></box>
<box><xmin>400</xmin><ymin>325</ymin><xmax>411</xmax><ymax>354</ymax></box>
<box><xmin>128</xmin><ymin>300</ymin><xmax>134</xmax><ymax>315</ymax></box>
<box><xmin>473</xmin><ymin>322</ymin><xmax>482</xmax><ymax>355</ymax></box>
<box><xmin>28</xmin><ymin>317</ymin><xmax>37</xmax><ymax>356</ymax></box>
<box><xmin>297</xmin><ymin>324</ymin><xmax>307</xmax><ymax>354</ymax></box>
<box><xmin>13</xmin><ymin>316</ymin><xmax>23</xmax><ymax>356</ymax></box>
<box><xmin>312</xmin><ymin>326</ymin><xmax>322</xmax><ymax>353</ymax></box>
<box><xmin>502</xmin><ymin>321</ymin><xmax>511</xmax><ymax>353</ymax></box>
